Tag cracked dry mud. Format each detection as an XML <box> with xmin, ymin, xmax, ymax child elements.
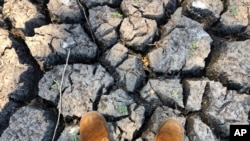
<box><xmin>0</xmin><ymin>0</ymin><xmax>250</xmax><ymax>141</ymax></box>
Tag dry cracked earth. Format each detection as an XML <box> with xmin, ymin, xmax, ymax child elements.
<box><xmin>0</xmin><ymin>0</ymin><xmax>250</xmax><ymax>141</ymax></box>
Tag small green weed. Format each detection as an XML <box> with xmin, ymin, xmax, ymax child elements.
<box><xmin>134</xmin><ymin>0</ymin><xmax>140</xmax><ymax>4</ymax></box>
<box><xmin>70</xmin><ymin>135</ymin><xmax>78</xmax><ymax>141</ymax></box>
<box><xmin>100</xmin><ymin>103</ymin><xmax>107</xmax><ymax>110</ymax></box>
<box><xmin>50</xmin><ymin>80</ymin><xmax>59</xmax><ymax>90</ymax></box>
<box><xmin>50</xmin><ymin>84</ymin><xmax>57</xmax><ymax>90</ymax></box>
<box><xmin>117</xmin><ymin>105</ymin><xmax>128</xmax><ymax>115</ymax></box>
<box><xmin>188</xmin><ymin>41</ymin><xmax>199</xmax><ymax>56</ymax></box>
<box><xmin>191</xmin><ymin>41</ymin><xmax>199</xmax><ymax>49</ymax></box>
<box><xmin>171</xmin><ymin>91</ymin><xmax>179</xmax><ymax>99</ymax></box>
<box><xmin>113</xmin><ymin>11</ymin><xmax>123</xmax><ymax>18</ymax></box>
<box><xmin>69</xmin><ymin>129</ymin><xmax>79</xmax><ymax>141</ymax></box>
<box><xmin>188</xmin><ymin>50</ymin><xmax>194</xmax><ymax>56</ymax></box>
<box><xmin>229</xmin><ymin>5</ymin><xmax>237</xmax><ymax>17</ymax></box>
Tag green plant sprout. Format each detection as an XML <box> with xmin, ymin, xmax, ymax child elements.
<box><xmin>191</xmin><ymin>41</ymin><xmax>199</xmax><ymax>49</ymax></box>
<box><xmin>188</xmin><ymin>50</ymin><xmax>194</xmax><ymax>56</ymax></box>
<box><xmin>229</xmin><ymin>5</ymin><xmax>237</xmax><ymax>17</ymax></box>
<box><xmin>171</xmin><ymin>91</ymin><xmax>179</xmax><ymax>99</ymax></box>
<box><xmin>50</xmin><ymin>80</ymin><xmax>59</xmax><ymax>90</ymax></box>
<box><xmin>117</xmin><ymin>105</ymin><xmax>128</xmax><ymax>115</ymax></box>
<box><xmin>188</xmin><ymin>41</ymin><xmax>199</xmax><ymax>56</ymax></box>
<box><xmin>134</xmin><ymin>0</ymin><xmax>140</xmax><ymax>4</ymax></box>
<box><xmin>50</xmin><ymin>84</ymin><xmax>57</xmax><ymax>90</ymax></box>
<box><xmin>69</xmin><ymin>129</ymin><xmax>79</xmax><ymax>141</ymax></box>
<box><xmin>70</xmin><ymin>134</ymin><xmax>78</xmax><ymax>141</ymax></box>
<box><xmin>113</xmin><ymin>11</ymin><xmax>123</xmax><ymax>18</ymax></box>
<box><xmin>100</xmin><ymin>103</ymin><xmax>107</xmax><ymax>110</ymax></box>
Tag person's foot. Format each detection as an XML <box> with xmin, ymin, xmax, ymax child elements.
<box><xmin>80</xmin><ymin>111</ymin><xmax>109</xmax><ymax>141</ymax></box>
<box><xmin>155</xmin><ymin>119</ymin><xmax>184</xmax><ymax>141</ymax></box>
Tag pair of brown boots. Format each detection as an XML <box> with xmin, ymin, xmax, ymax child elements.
<box><xmin>80</xmin><ymin>112</ymin><xmax>184</xmax><ymax>141</ymax></box>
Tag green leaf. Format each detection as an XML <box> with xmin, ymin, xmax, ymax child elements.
<box><xmin>229</xmin><ymin>5</ymin><xmax>238</xmax><ymax>16</ymax></box>
<box><xmin>113</xmin><ymin>12</ymin><xmax>123</xmax><ymax>18</ymax></box>
<box><xmin>191</xmin><ymin>41</ymin><xmax>199</xmax><ymax>49</ymax></box>
<box><xmin>117</xmin><ymin>105</ymin><xmax>128</xmax><ymax>115</ymax></box>
<box><xmin>171</xmin><ymin>91</ymin><xmax>179</xmax><ymax>99</ymax></box>
<box><xmin>134</xmin><ymin>0</ymin><xmax>140</xmax><ymax>4</ymax></box>
<box><xmin>50</xmin><ymin>84</ymin><xmax>57</xmax><ymax>90</ymax></box>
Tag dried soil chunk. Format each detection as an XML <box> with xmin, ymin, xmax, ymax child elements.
<box><xmin>38</xmin><ymin>65</ymin><xmax>72</xmax><ymax>104</ymax></box>
<box><xmin>104</xmin><ymin>43</ymin><xmax>128</xmax><ymax>67</ymax></box>
<box><xmin>183</xmin><ymin>79</ymin><xmax>208</xmax><ymax>111</ymax></box>
<box><xmin>2</xmin><ymin>0</ymin><xmax>47</xmax><ymax>35</ymax></box>
<box><xmin>116</xmin><ymin>104</ymin><xmax>145</xmax><ymax>140</ymax></box>
<box><xmin>38</xmin><ymin>64</ymin><xmax>114</xmax><ymax>117</ymax></box>
<box><xmin>25</xmin><ymin>24</ymin><xmax>97</xmax><ymax>69</ymax></box>
<box><xmin>121</xmin><ymin>0</ymin><xmax>170</xmax><ymax>21</ymax></box>
<box><xmin>201</xmin><ymin>81</ymin><xmax>250</xmax><ymax>137</ymax></box>
<box><xmin>121</xmin><ymin>0</ymin><xmax>177</xmax><ymax>20</ymax></box>
<box><xmin>80</xmin><ymin>0</ymin><xmax>122</xmax><ymax>8</ymax></box>
<box><xmin>98</xmin><ymin>89</ymin><xmax>134</xmax><ymax>117</ymax></box>
<box><xmin>89</xmin><ymin>6</ymin><xmax>122</xmax><ymax>48</ymax></box>
<box><xmin>187</xmin><ymin>116</ymin><xmax>217</xmax><ymax>141</ymax></box>
<box><xmin>116</xmin><ymin>56</ymin><xmax>145</xmax><ymax>92</ymax></box>
<box><xmin>141</xmin><ymin>106</ymin><xmax>186</xmax><ymax>140</ymax></box>
<box><xmin>149</xmin><ymin>8</ymin><xmax>212</xmax><ymax>73</ymax></box>
<box><xmin>0</xmin><ymin>106</ymin><xmax>56</xmax><ymax>141</ymax></box>
<box><xmin>0</xmin><ymin>29</ymin><xmax>14</xmax><ymax>109</ymax></box>
<box><xmin>206</xmin><ymin>40</ymin><xmax>250</xmax><ymax>93</ymax></box>
<box><xmin>182</xmin><ymin>0</ymin><xmax>223</xmax><ymax>27</ymax></box>
<box><xmin>106</xmin><ymin>104</ymin><xmax>145</xmax><ymax>141</ymax></box>
<box><xmin>0</xmin><ymin>101</ymin><xmax>23</xmax><ymax>135</ymax></box>
<box><xmin>107</xmin><ymin>123</ymin><xmax>122</xmax><ymax>141</ymax></box>
<box><xmin>0</xmin><ymin>29</ymin><xmax>40</xmax><ymax>108</ymax></box>
<box><xmin>120</xmin><ymin>16</ymin><xmax>157</xmax><ymax>52</ymax></box>
<box><xmin>214</xmin><ymin>0</ymin><xmax>249</xmax><ymax>35</ymax></box>
<box><xmin>48</xmin><ymin>0</ymin><xmax>83</xmax><ymax>23</ymax></box>
<box><xmin>140</xmin><ymin>79</ymin><xmax>184</xmax><ymax>108</ymax></box>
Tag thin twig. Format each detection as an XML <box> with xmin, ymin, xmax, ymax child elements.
<box><xmin>77</xmin><ymin>0</ymin><xmax>96</xmax><ymax>44</ymax></box>
<box><xmin>52</xmin><ymin>48</ymin><xmax>71</xmax><ymax>141</ymax></box>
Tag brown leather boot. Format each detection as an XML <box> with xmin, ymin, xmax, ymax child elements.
<box><xmin>80</xmin><ymin>111</ymin><xmax>110</xmax><ymax>141</ymax></box>
<box><xmin>155</xmin><ymin>119</ymin><xmax>184</xmax><ymax>141</ymax></box>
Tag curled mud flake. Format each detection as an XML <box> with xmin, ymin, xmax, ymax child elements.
<box><xmin>89</xmin><ymin>5</ymin><xmax>122</xmax><ymax>48</ymax></box>
<box><xmin>26</xmin><ymin>24</ymin><xmax>98</xmax><ymax>69</ymax></box>
<box><xmin>121</xmin><ymin>0</ymin><xmax>166</xmax><ymax>21</ymax></box>
<box><xmin>39</xmin><ymin>64</ymin><xmax>113</xmax><ymax>117</ymax></box>
<box><xmin>2</xmin><ymin>0</ymin><xmax>47</xmax><ymax>35</ymax></box>
<box><xmin>207</xmin><ymin>40</ymin><xmax>250</xmax><ymax>93</ymax></box>
<box><xmin>120</xmin><ymin>16</ymin><xmax>157</xmax><ymax>51</ymax></box>
<box><xmin>0</xmin><ymin>106</ymin><xmax>57</xmax><ymax>141</ymax></box>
